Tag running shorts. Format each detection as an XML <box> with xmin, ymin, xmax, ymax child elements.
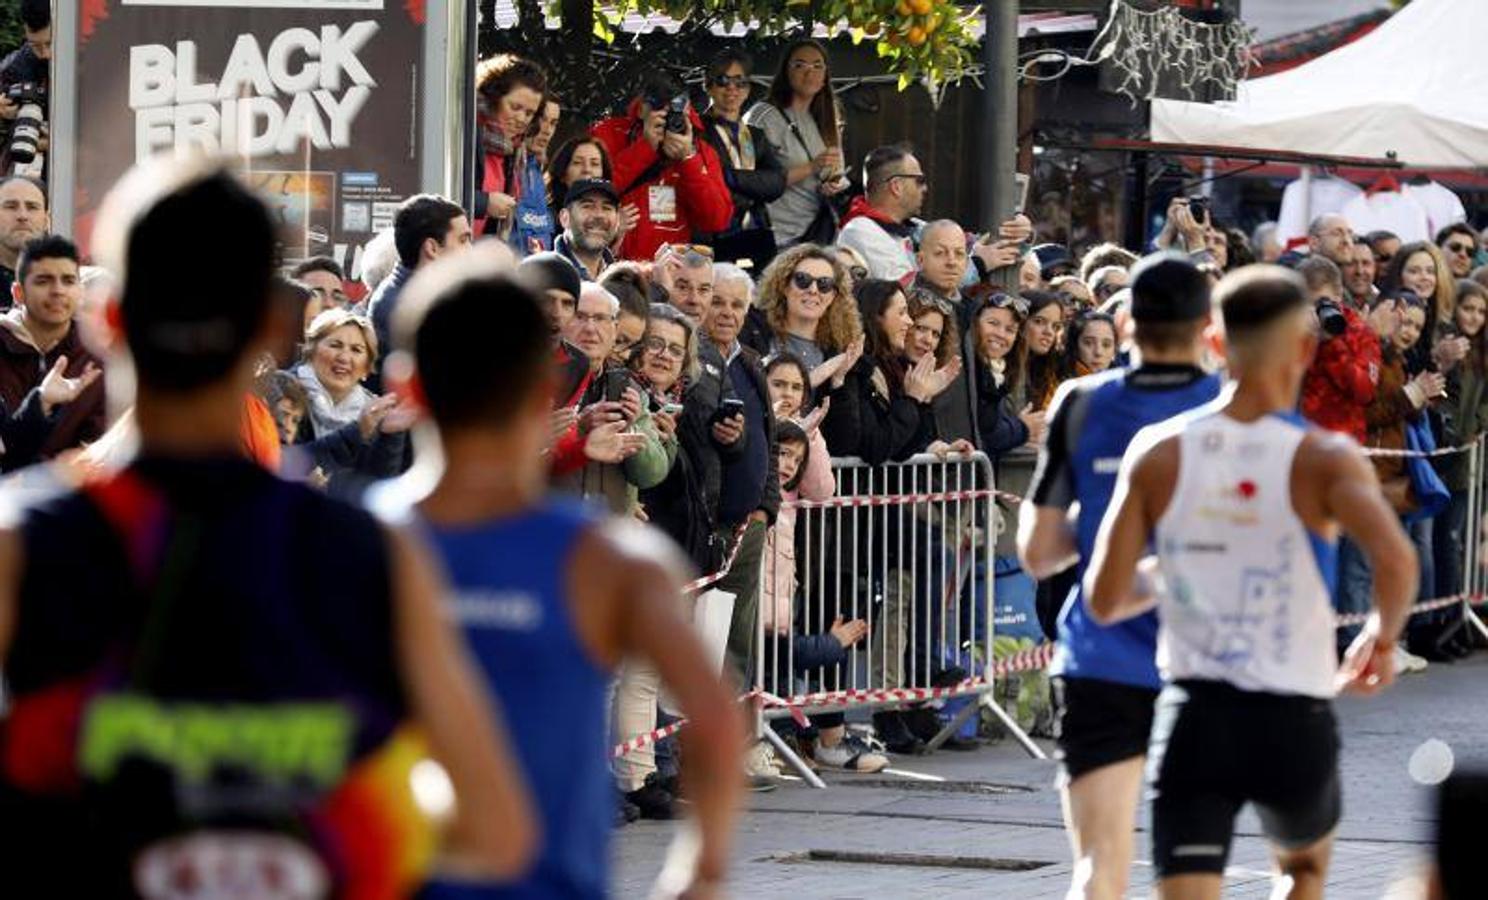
<box><xmin>1051</xmin><ymin>676</ymin><xmax>1160</xmax><ymax>783</ymax></box>
<box><xmin>1147</xmin><ymin>679</ymin><xmax>1342</xmax><ymax>877</ymax></box>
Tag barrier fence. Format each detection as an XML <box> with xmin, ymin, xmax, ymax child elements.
<box><xmin>610</xmin><ymin>435</ymin><xmax>1488</xmax><ymax>768</ymax></box>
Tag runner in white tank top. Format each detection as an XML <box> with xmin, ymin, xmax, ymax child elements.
<box><xmin>1153</xmin><ymin>409</ymin><xmax>1340</xmax><ymax>699</ymax></box>
<box><xmin>1084</xmin><ymin>266</ymin><xmax>1414</xmax><ymax>900</ymax></box>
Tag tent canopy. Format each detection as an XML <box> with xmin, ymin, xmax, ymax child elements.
<box><xmin>1151</xmin><ymin>0</ymin><xmax>1488</xmax><ymax>168</ymax></box>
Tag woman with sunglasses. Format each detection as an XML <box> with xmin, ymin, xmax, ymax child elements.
<box><xmin>746</xmin><ymin>38</ymin><xmax>850</xmax><ymax>249</ymax></box>
<box><xmin>753</xmin><ymin>243</ymin><xmax>864</xmax><ymax>388</ymax></box>
<box><xmin>698</xmin><ymin>48</ymin><xmax>787</xmax><ymax>273</ymax></box>
<box><xmin>967</xmin><ymin>287</ymin><xmax>1043</xmax><ymax>457</ymax></box>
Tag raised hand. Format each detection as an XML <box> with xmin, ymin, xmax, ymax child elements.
<box><xmin>38</xmin><ymin>355</ymin><xmax>102</xmax><ymax>416</ymax></box>
<box><xmin>800</xmin><ymin>396</ymin><xmax>831</xmax><ymax>436</ymax></box>
<box><xmin>584</xmin><ymin>419</ymin><xmax>647</xmax><ymax>463</ymax></box>
<box><xmin>358</xmin><ymin>394</ymin><xmax>398</xmax><ymax>440</ymax></box>
<box><xmin>997</xmin><ymin>213</ymin><xmax>1033</xmax><ymax>245</ymax></box>
<box><xmin>973</xmin><ymin>238</ymin><xmax>1022</xmax><ymax>272</ymax></box>
<box><xmin>711</xmin><ymin>413</ymin><xmax>745</xmax><ymax>447</ymax></box>
<box><xmin>378</xmin><ymin>397</ymin><xmax>419</xmax><ymax>434</ymax></box>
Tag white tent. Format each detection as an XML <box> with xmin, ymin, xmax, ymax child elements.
<box><xmin>1151</xmin><ymin>0</ymin><xmax>1488</xmax><ymax>167</ymax></box>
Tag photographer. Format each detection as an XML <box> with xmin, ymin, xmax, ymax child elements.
<box><xmin>591</xmin><ymin>72</ymin><xmax>733</xmax><ymax>261</ymax></box>
<box><xmin>1297</xmin><ymin>255</ymin><xmax>1380</xmax><ymax>445</ymax></box>
<box><xmin>554</xmin><ymin>282</ymin><xmax>674</xmax><ymax>515</ymax></box>
<box><xmin>0</xmin><ymin>0</ymin><xmax>50</xmax><ymax>178</ymax></box>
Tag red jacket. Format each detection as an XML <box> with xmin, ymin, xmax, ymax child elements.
<box><xmin>591</xmin><ymin>101</ymin><xmax>733</xmax><ymax>260</ymax></box>
<box><xmin>1300</xmin><ymin>305</ymin><xmax>1380</xmax><ymax>444</ymax></box>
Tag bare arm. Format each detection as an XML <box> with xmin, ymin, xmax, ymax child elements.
<box><xmin>1084</xmin><ymin>436</ymin><xmax>1174</xmax><ymax>625</ymax></box>
<box><xmin>602</xmin><ymin>521</ymin><xmax>744</xmax><ymax>895</ymax></box>
<box><xmin>387</xmin><ymin>526</ymin><xmax>538</xmax><ymax>879</ymax></box>
<box><xmin>1016</xmin><ymin>503</ymin><xmax>1078</xmax><ymax>581</ymax></box>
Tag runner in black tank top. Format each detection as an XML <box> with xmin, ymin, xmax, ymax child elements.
<box><xmin>0</xmin><ymin>162</ymin><xmax>535</xmax><ymax>898</ymax></box>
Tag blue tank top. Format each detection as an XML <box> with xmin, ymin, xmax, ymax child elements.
<box><xmin>1050</xmin><ymin>367</ymin><xmax>1224</xmax><ymax>690</ymax></box>
<box><xmin>423</xmin><ymin>500</ymin><xmax>611</xmax><ymax>900</ymax></box>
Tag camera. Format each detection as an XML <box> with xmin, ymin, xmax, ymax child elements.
<box><xmin>1186</xmin><ymin>195</ymin><xmax>1210</xmax><ymax>225</ymax></box>
<box><xmin>1315</xmin><ymin>298</ymin><xmax>1347</xmax><ymax>339</ymax></box>
<box><xmin>664</xmin><ymin>95</ymin><xmax>689</xmax><ymax>135</ymax></box>
<box><xmin>5</xmin><ymin>82</ymin><xmax>45</xmax><ymax>166</ymax></box>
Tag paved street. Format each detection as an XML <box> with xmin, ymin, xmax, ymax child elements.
<box><xmin>615</xmin><ymin>654</ymin><xmax>1488</xmax><ymax>897</ymax></box>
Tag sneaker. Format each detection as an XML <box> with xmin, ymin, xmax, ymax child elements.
<box><xmin>872</xmin><ymin>710</ymin><xmax>925</xmax><ymax>755</ymax></box>
<box><xmin>814</xmin><ymin>733</ymin><xmax>889</xmax><ymax>773</ymax></box>
<box><xmin>1399</xmin><ymin>646</ymin><xmax>1429</xmax><ymax>673</ymax></box>
<box><xmin>745</xmin><ymin>741</ymin><xmax>782</xmax><ymax>779</ymax></box>
<box><xmin>624</xmin><ymin>773</ymin><xmax>676</xmax><ymax>820</ymax></box>
<box><xmin>615</xmin><ymin>791</ymin><xmax>641</xmax><ymax>826</ymax></box>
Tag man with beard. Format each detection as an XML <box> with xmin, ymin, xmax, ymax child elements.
<box><xmin>1343</xmin><ymin>237</ymin><xmax>1379</xmax><ymax>307</ymax></box>
<box><xmin>0</xmin><ymin>176</ymin><xmax>47</xmax><ymax>303</ymax></box>
<box><xmin>555</xmin><ymin>179</ymin><xmax>620</xmax><ymax>281</ymax></box>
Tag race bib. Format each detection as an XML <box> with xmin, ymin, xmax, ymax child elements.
<box><xmin>134</xmin><ymin>831</ymin><xmax>328</xmax><ymax>900</ymax></box>
<box><xmin>649</xmin><ymin>184</ymin><xmax>678</xmax><ymax>223</ymax></box>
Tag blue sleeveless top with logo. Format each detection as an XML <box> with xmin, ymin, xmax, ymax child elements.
<box><xmin>422</xmin><ymin>499</ymin><xmax>612</xmax><ymax>900</ymax></box>
<box><xmin>1033</xmin><ymin>364</ymin><xmax>1224</xmax><ymax>690</ymax></box>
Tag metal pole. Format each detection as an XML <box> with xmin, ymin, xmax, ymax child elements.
<box><xmin>983</xmin><ymin>0</ymin><xmax>1019</xmax><ymax>291</ymax></box>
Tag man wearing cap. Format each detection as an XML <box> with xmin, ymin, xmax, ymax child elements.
<box><xmin>1017</xmin><ymin>252</ymin><xmax>1223</xmax><ymax>900</ymax></box>
<box><xmin>554</xmin><ymin>179</ymin><xmax>620</xmax><ymax>281</ymax></box>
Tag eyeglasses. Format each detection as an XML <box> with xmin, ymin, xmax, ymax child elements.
<box><xmin>984</xmin><ymin>293</ymin><xmax>1029</xmax><ymax>317</ymax></box>
<box><xmin>711</xmin><ymin>74</ymin><xmax>750</xmax><ymax>89</ymax></box>
<box><xmin>790</xmin><ymin>60</ymin><xmax>826</xmax><ymax>73</ymax></box>
<box><xmin>574</xmin><ymin>310</ymin><xmax>616</xmax><ymax>326</ymax></box>
<box><xmin>889</xmin><ymin>173</ymin><xmax>928</xmax><ymax>187</ymax></box>
<box><xmin>643</xmin><ymin>335</ymin><xmax>688</xmax><ymax>360</ymax></box>
<box><xmin>790</xmin><ymin>271</ymin><xmax>838</xmax><ymax>294</ymax></box>
<box><xmin>1446</xmin><ymin>241</ymin><xmax>1475</xmax><ymax>255</ymax></box>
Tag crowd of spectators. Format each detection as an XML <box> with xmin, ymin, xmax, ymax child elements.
<box><xmin>7</xmin><ymin>39</ymin><xmax>1488</xmax><ymax>822</ymax></box>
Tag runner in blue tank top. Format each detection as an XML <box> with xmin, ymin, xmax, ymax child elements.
<box><xmin>1018</xmin><ymin>252</ymin><xmax>1222</xmax><ymax>900</ymax></box>
<box><xmin>374</xmin><ymin>249</ymin><xmax>744</xmax><ymax>899</ymax></box>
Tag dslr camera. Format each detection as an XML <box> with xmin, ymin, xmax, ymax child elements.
<box><xmin>5</xmin><ymin>82</ymin><xmax>46</xmax><ymax>166</ymax></box>
<box><xmin>644</xmin><ymin>89</ymin><xmax>689</xmax><ymax>135</ymax></box>
<box><xmin>1315</xmin><ymin>297</ymin><xmax>1347</xmax><ymax>339</ymax></box>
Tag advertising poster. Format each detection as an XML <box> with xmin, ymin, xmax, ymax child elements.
<box><xmin>69</xmin><ymin>0</ymin><xmax>429</xmax><ymax>274</ymax></box>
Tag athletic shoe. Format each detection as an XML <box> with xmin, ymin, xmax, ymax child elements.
<box><xmin>814</xmin><ymin>733</ymin><xmax>889</xmax><ymax>773</ymax></box>
<box><xmin>615</xmin><ymin>791</ymin><xmax>641</xmax><ymax>826</ymax></box>
<box><xmin>872</xmin><ymin>710</ymin><xmax>925</xmax><ymax>755</ymax></box>
<box><xmin>624</xmin><ymin>773</ymin><xmax>676</xmax><ymax>820</ymax></box>
<box><xmin>1397</xmin><ymin>645</ymin><xmax>1429</xmax><ymax>673</ymax></box>
<box><xmin>745</xmin><ymin>741</ymin><xmax>783</xmax><ymax>778</ymax></box>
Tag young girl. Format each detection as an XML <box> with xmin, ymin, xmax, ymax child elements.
<box><xmin>1061</xmin><ymin>311</ymin><xmax>1118</xmax><ymax>379</ymax></box>
<box><xmin>1009</xmin><ymin>291</ymin><xmax>1066</xmax><ymax>412</ymax></box>
<box><xmin>1433</xmin><ymin>281</ymin><xmax>1488</xmax><ymax>617</ymax></box>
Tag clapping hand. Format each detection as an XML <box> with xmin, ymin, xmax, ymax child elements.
<box><xmin>903</xmin><ymin>353</ymin><xmax>962</xmax><ymax>403</ymax></box>
<box><xmin>799</xmin><ymin>396</ymin><xmax>831</xmax><ymax>436</ymax></box>
<box><xmin>38</xmin><ymin>355</ymin><xmax>101</xmax><ymax>416</ymax></box>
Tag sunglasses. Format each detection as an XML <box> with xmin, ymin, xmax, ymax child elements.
<box><xmin>1446</xmin><ymin>242</ymin><xmax>1475</xmax><ymax>255</ymax></box>
<box><xmin>711</xmin><ymin>74</ymin><xmax>750</xmax><ymax>88</ymax></box>
<box><xmin>984</xmin><ymin>293</ymin><xmax>1029</xmax><ymax>317</ymax></box>
<box><xmin>790</xmin><ymin>271</ymin><xmax>838</xmax><ymax>294</ymax></box>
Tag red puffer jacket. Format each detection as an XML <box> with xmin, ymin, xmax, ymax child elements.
<box><xmin>591</xmin><ymin>101</ymin><xmax>733</xmax><ymax>260</ymax></box>
<box><xmin>1300</xmin><ymin>304</ymin><xmax>1380</xmax><ymax>444</ymax></box>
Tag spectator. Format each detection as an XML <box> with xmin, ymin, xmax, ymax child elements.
<box><xmin>605</xmin><ymin>269</ymin><xmax>650</xmax><ymax>367</ymax></box>
<box><xmin>592</xmin><ymin>71</ymin><xmax>733</xmax><ymax>261</ymax></box>
<box><xmin>0</xmin><ymin>234</ymin><xmax>105</xmax><ymax>458</ymax></box>
<box><xmin>1086</xmin><ymin>264</ymin><xmax>1129</xmax><ymax>306</ymax></box>
<box><xmin>554</xmin><ymin>178</ymin><xmax>620</xmax><ymax>281</ymax></box>
<box><xmin>1433</xmin><ymin>280</ymin><xmax>1488</xmax><ymax>604</ymax></box>
<box><xmin>268</xmin><ymin>277</ymin><xmax>318</xmax><ymax>365</ymax></box>
<box><xmin>752</xmin><ymin>243</ymin><xmax>863</xmax><ymax>375</ymax></box>
<box><xmin>834</xmin><ymin>244</ymin><xmax>870</xmax><ymax>295</ymax></box>
<box><xmin>0</xmin><ymin>176</ymin><xmax>47</xmax><ymax>301</ymax></box>
<box><xmin>0</xmin><ymin>0</ymin><xmax>51</xmax><ymax>177</ymax></box>
<box><xmin>1030</xmin><ymin>243</ymin><xmax>1076</xmax><ymax>284</ymax></box>
<box><xmin>557</xmin><ymin>282</ymin><xmax>674</xmax><ymax>516</ymax></box>
<box><xmin>366</xmin><ymin>194</ymin><xmax>473</xmax><ymax>386</ymax></box>
<box><xmin>1009</xmin><ymin>291</ymin><xmax>1066</xmax><ymax>413</ymax></box>
<box><xmin>1437</xmin><ymin>222</ymin><xmax>1479</xmax><ymax>280</ymax></box>
<box><xmin>1382</xmin><ymin>241</ymin><xmax>1459</xmax><ymax>373</ymax></box>
<box><xmin>289</xmin><ymin>308</ymin><xmax>412</xmax><ymax>498</ymax></box>
<box><xmin>1077</xmin><ymin>242</ymin><xmax>1139</xmax><ymax>283</ymax></box>
<box><xmin>472</xmin><ymin>54</ymin><xmax>547</xmax><ymax>239</ymax></box>
<box><xmin>821</xmin><ymin>279</ymin><xmax>954</xmax><ymax>464</ymax></box>
<box><xmin>913</xmin><ymin>219</ymin><xmax>970</xmax><ymax>308</ymax></box>
<box><xmin>1062</xmin><ymin>310</ymin><xmax>1119</xmax><ymax>379</ymax></box>
<box><xmin>511</xmin><ymin>94</ymin><xmax>562</xmax><ymax>255</ymax></box>
<box><xmin>1297</xmin><ymin>255</ymin><xmax>1380</xmax><ymax>445</ymax></box>
<box><xmin>1308</xmin><ymin>213</ymin><xmax>1355</xmax><ymax>269</ymax></box>
<box><xmin>698</xmin><ymin>262</ymin><xmax>780</xmax><ymax>684</ymax></box>
<box><xmin>357</xmin><ymin>228</ymin><xmax>398</xmax><ymax>300</ymax></box>
<box><xmin>1223</xmin><ymin>226</ymin><xmax>1254</xmax><ymax>270</ymax></box>
<box><xmin>1343</xmin><ymin>237</ymin><xmax>1379</xmax><ymax>307</ymax></box>
<box><xmin>1251</xmin><ymin>221</ymin><xmax>1282</xmax><ymax>263</ymax></box>
<box><xmin>968</xmin><ymin>289</ymin><xmax>1039</xmax><ymax>457</ymax></box>
<box><xmin>291</xmin><ymin>256</ymin><xmax>350</xmax><ymax>313</ymax></box>
<box><xmin>548</xmin><ymin>137</ymin><xmax>610</xmax><ymax>210</ymax></box>
<box><xmin>1018</xmin><ymin>251</ymin><xmax>1042</xmax><ymax>294</ymax></box>
<box><xmin>836</xmin><ymin>145</ymin><xmax>926</xmax><ymax>284</ymax></box>
<box><xmin>652</xmin><ymin>243</ymin><xmax>715</xmax><ymax>318</ymax></box>
<box><xmin>254</xmin><ymin>369</ymin><xmax>310</xmax><ymax>447</ymax></box>
<box><xmin>1049</xmin><ymin>275</ymin><xmax>1094</xmax><ymax>310</ymax></box>
<box><xmin>699</xmin><ymin>48</ymin><xmax>787</xmax><ymax>271</ymax></box>
<box><xmin>1366</xmin><ymin>229</ymin><xmax>1402</xmax><ymax>282</ymax></box>
<box><xmin>904</xmin><ymin>292</ymin><xmax>959</xmax><ymax>372</ymax></box>
<box><xmin>745</xmin><ymin>38</ymin><xmax>848</xmax><ymax>249</ymax></box>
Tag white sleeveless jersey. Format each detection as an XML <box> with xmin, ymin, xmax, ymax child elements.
<box><xmin>1151</xmin><ymin>411</ymin><xmax>1339</xmax><ymax>698</ymax></box>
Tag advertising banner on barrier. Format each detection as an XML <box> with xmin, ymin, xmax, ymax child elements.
<box><xmin>65</xmin><ymin>0</ymin><xmax>431</xmax><ymax>275</ymax></box>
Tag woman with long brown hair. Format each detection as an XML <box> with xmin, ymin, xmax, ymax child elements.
<box><xmin>752</xmin><ymin>242</ymin><xmax>864</xmax><ymax>381</ymax></box>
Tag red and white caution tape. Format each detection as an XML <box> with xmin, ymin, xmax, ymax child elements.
<box><xmin>1361</xmin><ymin>443</ymin><xmax>1475</xmax><ymax>459</ymax></box>
<box><xmin>785</xmin><ymin>489</ymin><xmax>999</xmax><ymax>511</ymax></box>
<box><xmin>681</xmin><ymin>522</ymin><xmax>749</xmax><ymax>595</ymax></box>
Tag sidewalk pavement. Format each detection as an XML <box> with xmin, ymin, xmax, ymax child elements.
<box><xmin>614</xmin><ymin>654</ymin><xmax>1488</xmax><ymax>897</ymax></box>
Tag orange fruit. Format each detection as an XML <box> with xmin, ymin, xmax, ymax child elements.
<box><xmin>907</xmin><ymin>25</ymin><xmax>926</xmax><ymax>45</ymax></box>
<box><xmin>909</xmin><ymin>0</ymin><xmax>932</xmax><ymax>14</ymax></box>
<box><xmin>895</xmin><ymin>0</ymin><xmax>911</xmax><ymax>16</ymax></box>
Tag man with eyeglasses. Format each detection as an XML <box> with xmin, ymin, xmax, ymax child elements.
<box><xmin>292</xmin><ymin>257</ymin><xmax>352</xmax><ymax>311</ymax></box>
<box><xmin>837</xmin><ymin>144</ymin><xmax>928</xmax><ymax>285</ymax></box>
<box><xmin>653</xmin><ymin>242</ymin><xmax>715</xmax><ymax>318</ymax></box>
<box><xmin>698</xmin><ymin>48</ymin><xmax>787</xmax><ymax>273</ymax></box>
<box><xmin>1436</xmin><ymin>223</ymin><xmax>1479</xmax><ymax>279</ymax></box>
<box><xmin>1365</xmin><ymin>230</ymin><xmax>1401</xmax><ymax>286</ymax></box>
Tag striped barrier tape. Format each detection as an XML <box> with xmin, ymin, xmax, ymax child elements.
<box><xmin>681</xmin><ymin>522</ymin><xmax>749</xmax><ymax>595</ymax></box>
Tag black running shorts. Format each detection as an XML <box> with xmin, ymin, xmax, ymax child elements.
<box><xmin>1147</xmin><ymin>679</ymin><xmax>1342</xmax><ymax>878</ymax></box>
<box><xmin>1051</xmin><ymin>676</ymin><xmax>1160</xmax><ymax>783</ymax></box>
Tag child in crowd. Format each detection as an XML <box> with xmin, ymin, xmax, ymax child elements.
<box><xmin>256</xmin><ymin>370</ymin><xmax>312</xmax><ymax>446</ymax></box>
<box><xmin>1061</xmin><ymin>311</ymin><xmax>1119</xmax><ymax>379</ymax></box>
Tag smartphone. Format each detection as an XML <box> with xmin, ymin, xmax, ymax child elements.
<box><xmin>661</xmin><ymin>402</ymin><xmax>685</xmax><ymax>416</ymax></box>
<box><xmin>603</xmin><ymin>368</ymin><xmax>633</xmax><ymax>403</ymax></box>
<box><xmin>1013</xmin><ymin>173</ymin><xmax>1030</xmax><ymax>216</ymax></box>
<box><xmin>713</xmin><ymin>397</ymin><xmax>745</xmax><ymax>423</ymax></box>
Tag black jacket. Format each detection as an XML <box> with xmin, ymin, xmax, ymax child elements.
<box><xmin>821</xmin><ymin>356</ymin><xmax>936</xmax><ymax>464</ymax></box>
<box><xmin>692</xmin><ymin>341</ymin><xmax>782</xmax><ymax>527</ymax></box>
<box><xmin>973</xmin><ymin>359</ymin><xmax>1029</xmax><ymax>459</ymax></box>
<box><xmin>698</xmin><ymin>115</ymin><xmax>787</xmax><ymax>235</ymax></box>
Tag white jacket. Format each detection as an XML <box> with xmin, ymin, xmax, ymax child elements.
<box><xmin>837</xmin><ymin>216</ymin><xmax>917</xmax><ymax>285</ymax></box>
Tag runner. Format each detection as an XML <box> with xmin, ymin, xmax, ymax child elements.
<box><xmin>1017</xmin><ymin>252</ymin><xmax>1223</xmax><ymax>899</ymax></box>
<box><xmin>1085</xmin><ymin>264</ymin><xmax>1414</xmax><ymax>900</ymax></box>
<box><xmin>0</xmin><ymin>161</ymin><xmax>536</xmax><ymax>897</ymax></box>
<box><xmin>375</xmin><ymin>248</ymin><xmax>744</xmax><ymax>899</ymax></box>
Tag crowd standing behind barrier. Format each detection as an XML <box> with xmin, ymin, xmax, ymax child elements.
<box><xmin>4</xmin><ymin>31</ymin><xmax>1488</xmax><ymax>832</ymax></box>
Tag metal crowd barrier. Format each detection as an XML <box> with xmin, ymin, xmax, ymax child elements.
<box><xmin>754</xmin><ymin>451</ymin><xmax>1042</xmax><ymax>785</ymax></box>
